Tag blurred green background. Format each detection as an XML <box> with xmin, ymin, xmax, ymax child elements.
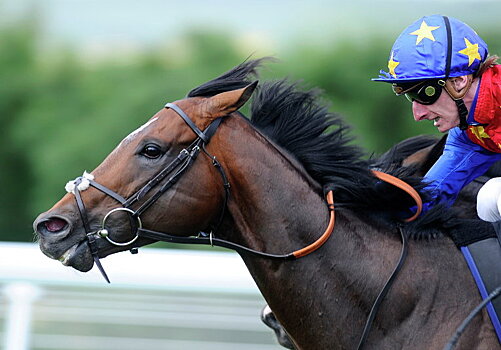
<box><xmin>1</xmin><ymin>0</ymin><xmax>500</xmax><ymax>242</ymax></box>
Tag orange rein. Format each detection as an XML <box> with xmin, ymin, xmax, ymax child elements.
<box><xmin>292</xmin><ymin>191</ymin><xmax>335</xmax><ymax>258</ymax></box>
<box><xmin>291</xmin><ymin>171</ymin><xmax>423</xmax><ymax>259</ymax></box>
<box><xmin>372</xmin><ymin>170</ymin><xmax>423</xmax><ymax>222</ymax></box>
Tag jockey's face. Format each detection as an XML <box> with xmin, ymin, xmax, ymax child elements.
<box><xmin>409</xmin><ymin>75</ymin><xmax>477</xmax><ymax>133</ymax></box>
<box><xmin>411</xmin><ymin>88</ymin><xmax>459</xmax><ymax>133</ymax></box>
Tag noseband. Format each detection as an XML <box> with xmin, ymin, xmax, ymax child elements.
<box><xmin>66</xmin><ymin>103</ymin><xmax>337</xmax><ymax>283</ymax></box>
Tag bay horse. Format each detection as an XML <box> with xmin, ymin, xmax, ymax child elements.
<box><xmin>34</xmin><ymin>59</ymin><xmax>499</xmax><ymax>349</ymax></box>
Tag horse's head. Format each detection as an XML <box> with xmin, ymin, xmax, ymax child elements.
<box><xmin>33</xmin><ymin>82</ymin><xmax>257</xmax><ymax>273</ymax></box>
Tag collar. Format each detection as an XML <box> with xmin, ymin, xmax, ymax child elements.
<box><xmin>470</xmin><ymin>65</ymin><xmax>501</xmax><ymax>126</ymax></box>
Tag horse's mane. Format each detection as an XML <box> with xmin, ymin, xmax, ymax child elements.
<box><xmin>188</xmin><ymin>59</ymin><xmax>451</xmax><ymax>229</ymax></box>
<box><xmin>372</xmin><ymin>135</ymin><xmax>441</xmax><ymax>171</ymax></box>
<box><xmin>188</xmin><ymin>59</ymin><xmax>264</xmax><ymax>98</ymax></box>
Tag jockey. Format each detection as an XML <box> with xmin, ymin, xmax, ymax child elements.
<box><xmin>374</xmin><ymin>14</ymin><xmax>501</xmax><ymax>222</ymax></box>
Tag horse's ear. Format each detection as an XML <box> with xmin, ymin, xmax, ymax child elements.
<box><xmin>209</xmin><ymin>81</ymin><xmax>258</xmax><ymax>117</ymax></box>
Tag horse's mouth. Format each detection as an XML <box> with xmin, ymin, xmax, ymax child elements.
<box><xmin>39</xmin><ymin>225</ymin><xmax>155</xmax><ymax>273</ymax></box>
<box><xmin>54</xmin><ymin>234</ymin><xmax>152</xmax><ymax>272</ymax></box>
<box><xmin>56</xmin><ymin>239</ymin><xmax>94</xmax><ymax>272</ymax></box>
<box><xmin>58</xmin><ymin>242</ymin><xmax>82</xmax><ymax>265</ymax></box>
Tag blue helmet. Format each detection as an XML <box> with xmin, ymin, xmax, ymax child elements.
<box><xmin>374</xmin><ymin>15</ymin><xmax>488</xmax><ymax>83</ymax></box>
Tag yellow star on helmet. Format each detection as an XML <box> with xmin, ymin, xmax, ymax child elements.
<box><xmin>458</xmin><ymin>38</ymin><xmax>481</xmax><ymax>66</ymax></box>
<box><xmin>410</xmin><ymin>20</ymin><xmax>440</xmax><ymax>45</ymax></box>
<box><xmin>388</xmin><ymin>51</ymin><xmax>400</xmax><ymax>78</ymax></box>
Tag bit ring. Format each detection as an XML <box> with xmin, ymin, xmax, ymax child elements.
<box><xmin>98</xmin><ymin>208</ymin><xmax>141</xmax><ymax>246</ymax></box>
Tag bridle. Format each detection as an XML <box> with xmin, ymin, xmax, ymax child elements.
<box><xmin>67</xmin><ymin>102</ymin><xmax>338</xmax><ymax>283</ymax></box>
<box><xmin>66</xmin><ymin>101</ymin><xmax>423</xmax><ymax>349</ymax></box>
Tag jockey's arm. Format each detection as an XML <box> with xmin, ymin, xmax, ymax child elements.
<box><xmin>422</xmin><ymin>127</ymin><xmax>501</xmax><ymax>211</ymax></box>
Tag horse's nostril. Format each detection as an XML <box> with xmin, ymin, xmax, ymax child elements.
<box><xmin>40</xmin><ymin>217</ymin><xmax>68</xmax><ymax>234</ymax></box>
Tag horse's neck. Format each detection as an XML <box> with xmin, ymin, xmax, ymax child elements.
<box><xmin>214</xmin><ymin>119</ymin><xmax>328</xmax><ymax>255</ymax></box>
<box><xmin>212</xmin><ymin>120</ymin><xmax>406</xmax><ymax>347</ymax></box>
<box><xmin>211</xmin><ymin>120</ymin><xmax>487</xmax><ymax>349</ymax></box>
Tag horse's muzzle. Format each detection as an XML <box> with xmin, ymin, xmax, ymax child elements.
<box><xmin>34</xmin><ymin>213</ymin><xmax>94</xmax><ymax>271</ymax></box>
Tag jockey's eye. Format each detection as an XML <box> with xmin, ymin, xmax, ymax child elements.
<box><xmin>140</xmin><ymin>144</ymin><xmax>163</xmax><ymax>159</ymax></box>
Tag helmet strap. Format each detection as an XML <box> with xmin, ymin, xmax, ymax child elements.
<box><xmin>455</xmin><ymin>99</ymin><xmax>469</xmax><ymax>130</ymax></box>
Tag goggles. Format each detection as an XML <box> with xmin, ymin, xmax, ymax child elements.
<box><xmin>392</xmin><ymin>80</ymin><xmax>445</xmax><ymax>105</ymax></box>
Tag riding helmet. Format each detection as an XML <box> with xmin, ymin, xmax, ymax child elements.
<box><xmin>373</xmin><ymin>15</ymin><xmax>488</xmax><ymax>83</ymax></box>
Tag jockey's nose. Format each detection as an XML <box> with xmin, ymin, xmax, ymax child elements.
<box><xmin>412</xmin><ymin>101</ymin><xmax>429</xmax><ymax>121</ymax></box>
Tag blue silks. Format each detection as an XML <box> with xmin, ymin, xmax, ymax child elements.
<box><xmin>422</xmin><ymin>128</ymin><xmax>501</xmax><ymax>210</ymax></box>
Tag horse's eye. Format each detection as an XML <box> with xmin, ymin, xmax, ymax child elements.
<box><xmin>140</xmin><ymin>144</ymin><xmax>163</xmax><ymax>159</ymax></box>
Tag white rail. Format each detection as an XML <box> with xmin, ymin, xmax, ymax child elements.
<box><xmin>0</xmin><ymin>242</ymin><xmax>279</xmax><ymax>350</ymax></box>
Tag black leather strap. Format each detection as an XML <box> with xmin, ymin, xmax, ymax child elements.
<box><xmin>123</xmin><ymin>147</ymin><xmax>190</xmax><ymax>207</ymax></box>
<box><xmin>138</xmin><ymin>227</ymin><xmax>296</xmax><ymax>260</ymax></box>
<box><xmin>203</xmin><ymin>117</ymin><xmax>223</xmax><ymax>140</ymax></box>
<box><xmin>72</xmin><ymin>180</ymin><xmax>111</xmax><ymax>283</ymax></box>
<box><xmin>133</xmin><ymin>141</ymin><xmax>201</xmax><ymax>216</ymax></box>
<box><xmin>88</xmin><ymin>234</ymin><xmax>110</xmax><ymax>283</ymax></box>
<box><xmin>89</xmin><ymin>180</ymin><xmax>127</xmax><ymax>204</ymax></box>
<box><xmin>165</xmin><ymin>103</ymin><xmax>209</xmax><ymax>143</ymax></box>
<box><xmin>357</xmin><ymin>225</ymin><xmax>408</xmax><ymax>350</ymax></box>
<box><xmin>73</xmin><ymin>181</ymin><xmax>91</xmax><ymax>233</ymax></box>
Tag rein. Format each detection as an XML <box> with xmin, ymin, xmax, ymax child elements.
<box><xmin>139</xmin><ymin>190</ymin><xmax>335</xmax><ymax>260</ymax></box>
<box><xmin>66</xmin><ymin>102</ymin><xmax>423</xmax><ymax>348</ymax></box>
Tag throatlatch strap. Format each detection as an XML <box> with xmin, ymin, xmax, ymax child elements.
<box><xmin>357</xmin><ymin>225</ymin><xmax>408</xmax><ymax>350</ymax></box>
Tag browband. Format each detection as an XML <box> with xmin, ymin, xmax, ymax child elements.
<box><xmin>165</xmin><ymin>102</ymin><xmax>209</xmax><ymax>143</ymax></box>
